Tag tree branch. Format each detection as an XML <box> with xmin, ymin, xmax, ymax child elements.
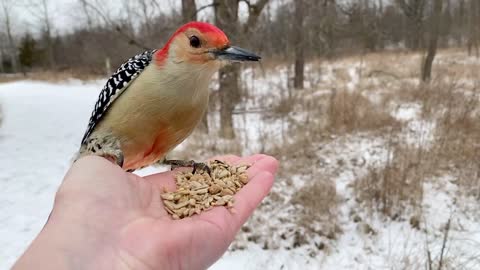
<box><xmin>242</xmin><ymin>0</ymin><xmax>269</xmax><ymax>33</ymax></box>
<box><xmin>190</xmin><ymin>3</ymin><xmax>219</xmax><ymax>21</ymax></box>
<box><xmin>81</xmin><ymin>0</ymin><xmax>151</xmax><ymax>50</ymax></box>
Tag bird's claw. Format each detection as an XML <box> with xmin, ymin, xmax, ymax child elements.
<box><xmin>192</xmin><ymin>162</ymin><xmax>211</xmax><ymax>175</ymax></box>
<box><xmin>164</xmin><ymin>159</ymin><xmax>211</xmax><ymax>175</ymax></box>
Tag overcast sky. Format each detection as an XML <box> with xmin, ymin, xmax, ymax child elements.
<box><xmin>5</xmin><ymin>0</ymin><xmax>178</xmax><ymax>35</ymax></box>
<box><xmin>3</xmin><ymin>0</ymin><xmax>272</xmax><ymax>37</ymax></box>
<box><xmin>4</xmin><ymin>0</ymin><xmax>392</xmax><ymax>37</ymax></box>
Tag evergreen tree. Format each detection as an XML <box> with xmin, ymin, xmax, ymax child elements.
<box><xmin>18</xmin><ymin>33</ymin><xmax>36</xmax><ymax>73</ymax></box>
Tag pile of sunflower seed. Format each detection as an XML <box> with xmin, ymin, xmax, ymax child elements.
<box><xmin>161</xmin><ymin>160</ymin><xmax>250</xmax><ymax>219</ymax></box>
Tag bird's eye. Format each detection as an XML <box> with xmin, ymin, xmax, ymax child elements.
<box><xmin>189</xmin><ymin>36</ymin><xmax>201</xmax><ymax>48</ymax></box>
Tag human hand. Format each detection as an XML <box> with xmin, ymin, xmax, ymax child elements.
<box><xmin>13</xmin><ymin>154</ymin><xmax>278</xmax><ymax>270</ymax></box>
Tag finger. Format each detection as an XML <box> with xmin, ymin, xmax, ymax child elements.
<box><xmin>230</xmin><ymin>156</ymin><xmax>278</xmax><ymax>227</ymax></box>
<box><xmin>235</xmin><ymin>154</ymin><xmax>279</xmax><ymax>180</ymax></box>
<box><xmin>143</xmin><ymin>170</ymin><xmax>177</xmax><ymax>192</ymax></box>
<box><xmin>232</xmin><ymin>154</ymin><xmax>270</xmax><ymax>166</ymax></box>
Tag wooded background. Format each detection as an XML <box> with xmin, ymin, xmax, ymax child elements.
<box><xmin>1</xmin><ymin>0</ymin><xmax>479</xmax><ymax>137</ymax></box>
<box><xmin>2</xmin><ymin>0</ymin><xmax>478</xmax><ymax>73</ymax></box>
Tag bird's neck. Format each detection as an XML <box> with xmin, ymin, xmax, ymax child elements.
<box><xmin>157</xmin><ymin>59</ymin><xmax>219</xmax><ymax>104</ymax></box>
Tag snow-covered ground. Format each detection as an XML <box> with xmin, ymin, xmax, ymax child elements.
<box><xmin>0</xmin><ymin>80</ymin><xmax>101</xmax><ymax>268</ymax></box>
<box><xmin>1</xmin><ymin>51</ymin><xmax>480</xmax><ymax>269</ymax></box>
<box><xmin>0</xmin><ymin>79</ymin><xmax>298</xmax><ymax>269</ymax></box>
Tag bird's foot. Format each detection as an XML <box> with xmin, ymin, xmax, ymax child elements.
<box><xmin>192</xmin><ymin>162</ymin><xmax>211</xmax><ymax>175</ymax></box>
<box><xmin>164</xmin><ymin>159</ymin><xmax>211</xmax><ymax>175</ymax></box>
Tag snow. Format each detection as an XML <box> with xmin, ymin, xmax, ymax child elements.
<box><xmin>0</xmin><ymin>80</ymin><xmax>103</xmax><ymax>268</ymax></box>
<box><xmin>0</xmin><ymin>79</ymin><xmax>288</xmax><ymax>269</ymax></box>
<box><xmin>210</xmin><ymin>245</ymin><xmax>320</xmax><ymax>270</ymax></box>
<box><xmin>392</xmin><ymin>103</ymin><xmax>422</xmax><ymax>122</ymax></box>
<box><xmin>2</xmin><ymin>50</ymin><xmax>480</xmax><ymax>269</ymax></box>
<box><xmin>346</xmin><ymin>66</ymin><xmax>360</xmax><ymax>92</ymax></box>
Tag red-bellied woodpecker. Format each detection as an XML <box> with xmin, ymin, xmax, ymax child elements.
<box><xmin>75</xmin><ymin>22</ymin><xmax>260</xmax><ymax>172</ymax></box>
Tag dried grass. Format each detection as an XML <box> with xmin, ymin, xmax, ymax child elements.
<box><xmin>0</xmin><ymin>70</ymin><xmax>101</xmax><ymax>84</ymax></box>
<box><xmin>27</xmin><ymin>70</ymin><xmax>102</xmax><ymax>82</ymax></box>
<box><xmin>0</xmin><ymin>74</ymin><xmax>24</xmax><ymax>83</ymax></box>
<box><xmin>354</xmin><ymin>144</ymin><xmax>425</xmax><ymax>218</ymax></box>
<box><xmin>327</xmin><ymin>89</ymin><xmax>400</xmax><ymax>134</ymax></box>
<box><xmin>291</xmin><ymin>177</ymin><xmax>340</xmax><ymax>240</ymax></box>
<box><xmin>354</xmin><ymin>74</ymin><xmax>480</xmax><ymax>218</ymax></box>
<box><xmin>428</xmin><ymin>83</ymin><xmax>480</xmax><ymax>199</ymax></box>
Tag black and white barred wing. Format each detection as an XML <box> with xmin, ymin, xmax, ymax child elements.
<box><xmin>80</xmin><ymin>50</ymin><xmax>157</xmax><ymax>145</ymax></box>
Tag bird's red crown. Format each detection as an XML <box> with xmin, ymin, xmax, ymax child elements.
<box><xmin>155</xmin><ymin>22</ymin><xmax>229</xmax><ymax>65</ymax></box>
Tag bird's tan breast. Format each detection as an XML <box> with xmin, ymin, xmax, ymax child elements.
<box><xmin>94</xmin><ymin>63</ymin><xmax>213</xmax><ymax>170</ymax></box>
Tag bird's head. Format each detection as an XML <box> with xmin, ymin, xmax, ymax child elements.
<box><xmin>155</xmin><ymin>21</ymin><xmax>261</xmax><ymax>67</ymax></box>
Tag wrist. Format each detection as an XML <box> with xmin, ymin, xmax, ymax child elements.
<box><xmin>13</xmin><ymin>202</ymin><xmax>125</xmax><ymax>270</ymax></box>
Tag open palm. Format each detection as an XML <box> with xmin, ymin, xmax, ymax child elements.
<box><xmin>45</xmin><ymin>154</ymin><xmax>278</xmax><ymax>270</ymax></box>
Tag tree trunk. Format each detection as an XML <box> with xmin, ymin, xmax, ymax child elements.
<box><xmin>215</xmin><ymin>0</ymin><xmax>239</xmax><ymax>139</ymax></box>
<box><xmin>411</xmin><ymin>17</ymin><xmax>423</xmax><ymax>50</ymax></box>
<box><xmin>396</xmin><ymin>0</ymin><xmax>426</xmax><ymax>51</ymax></box>
<box><xmin>214</xmin><ymin>0</ymin><xmax>268</xmax><ymax>138</ymax></box>
<box><xmin>457</xmin><ymin>0</ymin><xmax>465</xmax><ymax>46</ymax></box>
<box><xmin>421</xmin><ymin>0</ymin><xmax>443</xmax><ymax>82</ymax></box>
<box><xmin>219</xmin><ymin>65</ymin><xmax>240</xmax><ymax>139</ymax></box>
<box><xmin>2</xmin><ymin>2</ymin><xmax>18</xmax><ymax>73</ymax></box>
<box><xmin>181</xmin><ymin>0</ymin><xmax>197</xmax><ymax>23</ymax></box>
<box><xmin>293</xmin><ymin>0</ymin><xmax>305</xmax><ymax>89</ymax></box>
<box><xmin>46</xmin><ymin>33</ymin><xmax>55</xmax><ymax>69</ymax></box>
<box><xmin>324</xmin><ymin>0</ymin><xmax>337</xmax><ymax>58</ymax></box>
<box><xmin>79</xmin><ymin>0</ymin><xmax>93</xmax><ymax>29</ymax></box>
<box><xmin>0</xmin><ymin>50</ymin><xmax>4</xmax><ymax>73</ymax></box>
<box><xmin>376</xmin><ymin>0</ymin><xmax>385</xmax><ymax>50</ymax></box>
<box><xmin>467</xmin><ymin>0</ymin><xmax>479</xmax><ymax>57</ymax></box>
<box><xmin>40</xmin><ymin>0</ymin><xmax>55</xmax><ymax>69</ymax></box>
<box><xmin>475</xmin><ymin>0</ymin><xmax>480</xmax><ymax>57</ymax></box>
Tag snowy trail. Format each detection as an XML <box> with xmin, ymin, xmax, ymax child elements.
<box><xmin>0</xmin><ymin>80</ymin><xmax>100</xmax><ymax>268</ymax></box>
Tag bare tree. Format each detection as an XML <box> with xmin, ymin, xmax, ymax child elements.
<box><xmin>11</xmin><ymin>0</ymin><xmax>476</xmax><ymax>77</ymax></box>
<box><xmin>336</xmin><ymin>1</ymin><xmax>384</xmax><ymax>52</ymax></box>
<box><xmin>396</xmin><ymin>0</ymin><xmax>427</xmax><ymax>50</ymax></box>
<box><xmin>40</xmin><ymin>0</ymin><xmax>54</xmax><ymax>69</ymax></box>
<box><xmin>214</xmin><ymin>0</ymin><xmax>268</xmax><ymax>139</ymax></box>
<box><xmin>421</xmin><ymin>0</ymin><xmax>443</xmax><ymax>82</ymax></box>
<box><xmin>455</xmin><ymin>0</ymin><xmax>466</xmax><ymax>46</ymax></box>
<box><xmin>135</xmin><ymin>0</ymin><xmax>161</xmax><ymax>39</ymax></box>
<box><xmin>1</xmin><ymin>0</ymin><xmax>18</xmax><ymax>72</ymax></box>
<box><xmin>79</xmin><ymin>0</ymin><xmax>94</xmax><ymax>29</ymax></box>
<box><xmin>0</xmin><ymin>33</ymin><xmax>6</xmax><ymax>73</ymax></box>
<box><xmin>214</xmin><ymin>0</ymin><xmax>239</xmax><ymax>139</ymax></box>
<box><xmin>323</xmin><ymin>0</ymin><xmax>339</xmax><ymax>57</ymax></box>
<box><xmin>242</xmin><ymin>0</ymin><xmax>269</xmax><ymax>34</ymax></box>
<box><xmin>293</xmin><ymin>0</ymin><xmax>305</xmax><ymax>89</ymax></box>
<box><xmin>0</xmin><ymin>45</ymin><xmax>4</xmax><ymax>72</ymax></box>
<box><xmin>25</xmin><ymin>0</ymin><xmax>55</xmax><ymax>68</ymax></box>
<box><xmin>78</xmin><ymin>0</ymin><xmax>151</xmax><ymax>50</ymax></box>
<box><xmin>182</xmin><ymin>0</ymin><xmax>197</xmax><ymax>23</ymax></box>
<box><xmin>467</xmin><ymin>0</ymin><xmax>479</xmax><ymax>57</ymax></box>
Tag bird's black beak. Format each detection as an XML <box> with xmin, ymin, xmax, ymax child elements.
<box><xmin>214</xmin><ymin>46</ymin><xmax>261</xmax><ymax>62</ymax></box>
